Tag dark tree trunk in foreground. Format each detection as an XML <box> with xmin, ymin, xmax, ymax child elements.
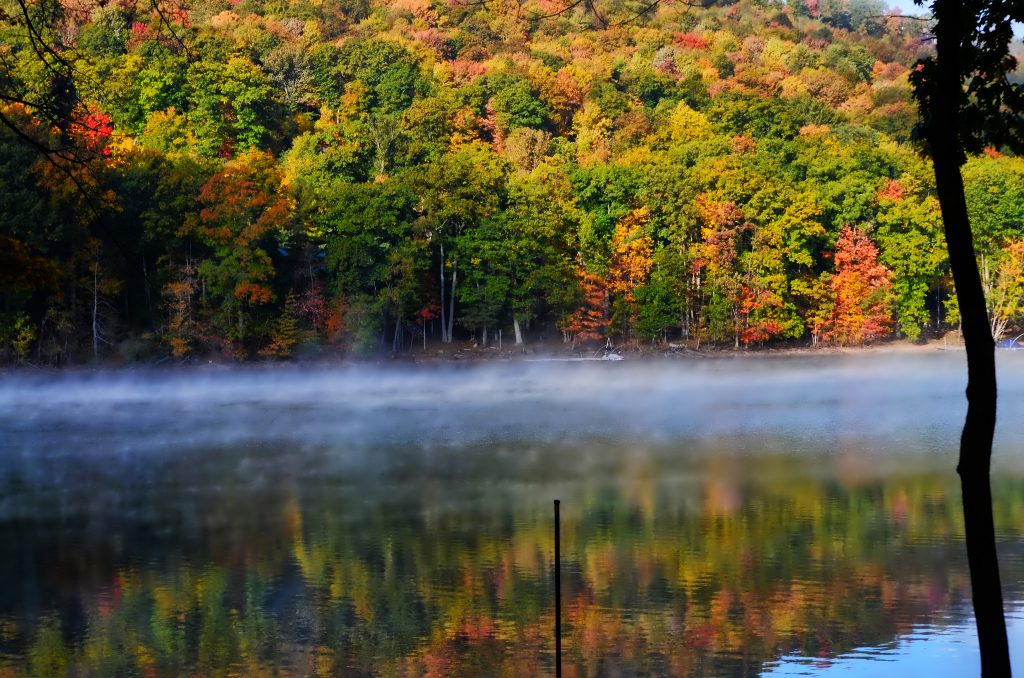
<box><xmin>928</xmin><ymin>2</ymin><xmax>1010</xmax><ymax>673</ymax></box>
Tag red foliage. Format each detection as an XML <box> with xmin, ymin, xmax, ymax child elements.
<box><xmin>738</xmin><ymin>286</ymin><xmax>786</xmax><ymax>345</ymax></box>
<box><xmin>675</xmin><ymin>32</ymin><xmax>710</xmax><ymax>50</ymax></box>
<box><xmin>72</xmin><ymin>107</ymin><xmax>113</xmax><ymax>157</ymax></box>
<box><xmin>827</xmin><ymin>226</ymin><xmax>893</xmax><ymax>345</ymax></box>
<box><xmin>300</xmin><ymin>283</ymin><xmax>329</xmax><ymax>333</ymax></box>
<box><xmin>459</xmin><ymin>616</ymin><xmax>497</xmax><ymax>641</ymax></box>
<box><xmin>448</xmin><ymin>58</ymin><xmax>488</xmax><ymax>84</ymax></box>
<box><xmin>416</xmin><ymin>303</ymin><xmax>441</xmax><ymax>322</ymax></box>
<box><xmin>411</xmin><ymin>28</ymin><xmax>447</xmax><ymax>54</ymax></box>
<box><xmin>876</xmin><ymin>178</ymin><xmax>905</xmax><ymax>202</ymax></box>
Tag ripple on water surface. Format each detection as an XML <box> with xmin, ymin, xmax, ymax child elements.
<box><xmin>2</xmin><ymin>355</ymin><xmax>1024</xmax><ymax>675</ymax></box>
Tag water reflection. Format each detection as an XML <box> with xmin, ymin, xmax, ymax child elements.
<box><xmin>1</xmin><ymin>356</ymin><xmax>1024</xmax><ymax>676</ymax></box>
<box><xmin>2</xmin><ymin>447</ymin><xmax>1023</xmax><ymax>676</ymax></box>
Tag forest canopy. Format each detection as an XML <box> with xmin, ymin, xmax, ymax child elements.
<box><xmin>1</xmin><ymin>0</ymin><xmax>1023</xmax><ymax>361</ymax></box>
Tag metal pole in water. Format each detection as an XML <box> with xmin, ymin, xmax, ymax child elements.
<box><xmin>554</xmin><ymin>499</ymin><xmax>562</xmax><ymax>678</ymax></box>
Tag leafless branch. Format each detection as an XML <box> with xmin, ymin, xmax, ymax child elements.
<box><xmin>525</xmin><ymin>0</ymin><xmax>588</xmax><ymax>22</ymax></box>
<box><xmin>0</xmin><ymin>107</ymin><xmax>104</xmax><ymax>216</ymax></box>
<box><xmin>868</xmin><ymin>13</ymin><xmax>933</xmax><ymax>21</ymax></box>
<box><xmin>147</xmin><ymin>0</ymin><xmax>194</xmax><ymax>60</ymax></box>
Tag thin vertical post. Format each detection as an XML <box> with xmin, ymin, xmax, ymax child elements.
<box><xmin>554</xmin><ymin>499</ymin><xmax>562</xmax><ymax>678</ymax></box>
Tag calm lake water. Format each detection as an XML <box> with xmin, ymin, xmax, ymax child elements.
<box><xmin>2</xmin><ymin>351</ymin><xmax>1024</xmax><ymax>676</ymax></box>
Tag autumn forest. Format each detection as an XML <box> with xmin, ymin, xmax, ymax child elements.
<box><xmin>3</xmin><ymin>0</ymin><xmax>1024</xmax><ymax>362</ymax></box>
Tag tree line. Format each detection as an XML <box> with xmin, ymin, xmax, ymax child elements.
<box><xmin>2</xmin><ymin>0</ymin><xmax>1024</xmax><ymax>362</ymax></box>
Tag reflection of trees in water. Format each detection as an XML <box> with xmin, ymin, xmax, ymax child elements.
<box><xmin>4</xmin><ymin>467</ymin><xmax>1024</xmax><ymax>676</ymax></box>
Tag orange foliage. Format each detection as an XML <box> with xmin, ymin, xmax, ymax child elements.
<box><xmin>324</xmin><ymin>298</ymin><xmax>349</xmax><ymax>341</ymax></box>
<box><xmin>738</xmin><ymin>286</ymin><xmax>786</xmax><ymax>345</ymax></box>
<box><xmin>416</xmin><ymin>303</ymin><xmax>441</xmax><ymax>323</ymax></box>
<box><xmin>234</xmin><ymin>281</ymin><xmax>272</xmax><ymax>304</ymax></box>
<box><xmin>876</xmin><ymin>179</ymin><xmax>905</xmax><ymax>202</ymax></box>
<box><xmin>564</xmin><ymin>268</ymin><xmax>607</xmax><ymax>341</ymax></box>
<box><xmin>675</xmin><ymin>32</ymin><xmax>710</xmax><ymax>50</ymax></box>
<box><xmin>693</xmin><ymin>195</ymin><xmax>746</xmax><ymax>276</ymax></box>
<box><xmin>731</xmin><ymin>134</ymin><xmax>757</xmax><ymax>154</ymax></box>
<box><xmin>162</xmin><ymin>263</ymin><xmax>199</xmax><ymax>358</ymax></box>
<box><xmin>827</xmin><ymin>226</ymin><xmax>893</xmax><ymax>345</ymax></box>
<box><xmin>608</xmin><ymin>208</ymin><xmax>654</xmax><ymax>303</ymax></box>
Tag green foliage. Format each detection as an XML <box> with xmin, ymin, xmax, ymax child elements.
<box><xmin>457</xmin><ymin>163</ymin><xmax>581</xmax><ymax>332</ymax></box>
<box><xmin>320</xmin><ymin>178</ymin><xmax>417</xmax><ymax>297</ymax></box>
<box><xmin>187</xmin><ymin>57</ymin><xmax>278</xmax><ymax>156</ymax></box>
<box><xmin>962</xmin><ymin>155</ymin><xmax>1024</xmax><ymax>255</ymax></box>
<box><xmin>76</xmin><ymin>7</ymin><xmax>129</xmax><ymax>57</ymax></box>
<box><xmin>336</xmin><ymin>39</ymin><xmax>425</xmax><ymax>113</ymax></box>
<box><xmin>7</xmin><ymin>0</ymin><xmax>1024</xmax><ymax>360</ymax></box>
<box><xmin>707</xmin><ymin>93</ymin><xmax>803</xmax><ymax>140</ymax></box>
<box><xmin>261</xmin><ymin>290</ymin><xmax>301</xmax><ymax>357</ymax></box>
<box><xmin>635</xmin><ymin>251</ymin><xmax>686</xmax><ymax>341</ymax></box>
<box><xmin>0</xmin><ymin>311</ymin><xmax>37</xmax><ymax>362</ymax></box>
<box><xmin>488</xmin><ymin>75</ymin><xmax>550</xmax><ymax>131</ymax></box>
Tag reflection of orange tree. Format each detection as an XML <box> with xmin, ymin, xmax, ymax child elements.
<box><xmin>8</xmin><ymin>469</ymin><xmax>1024</xmax><ymax>676</ymax></box>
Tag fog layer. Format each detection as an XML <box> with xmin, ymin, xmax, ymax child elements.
<box><xmin>4</xmin><ymin>352</ymin><xmax>1024</xmax><ymax>454</ymax></box>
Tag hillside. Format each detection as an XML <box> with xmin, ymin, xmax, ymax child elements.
<box><xmin>2</xmin><ymin>0</ymin><xmax>1023</xmax><ymax>362</ymax></box>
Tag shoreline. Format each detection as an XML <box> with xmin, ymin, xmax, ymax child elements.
<box><xmin>0</xmin><ymin>335</ymin><xmax>973</xmax><ymax>373</ymax></box>
<box><xmin>393</xmin><ymin>332</ymin><xmax>970</xmax><ymax>364</ymax></box>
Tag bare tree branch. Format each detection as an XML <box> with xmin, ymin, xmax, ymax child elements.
<box><xmin>0</xmin><ymin>106</ymin><xmax>105</xmax><ymax>217</ymax></box>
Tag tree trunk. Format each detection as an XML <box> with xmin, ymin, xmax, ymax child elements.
<box><xmin>930</xmin><ymin>4</ymin><xmax>1010</xmax><ymax>673</ymax></box>
<box><xmin>440</xmin><ymin>243</ymin><xmax>448</xmax><ymax>343</ymax></box>
<box><xmin>142</xmin><ymin>255</ymin><xmax>155</xmax><ymax>330</ymax></box>
<box><xmin>92</xmin><ymin>258</ymin><xmax>99</xmax><ymax>363</ymax></box>
<box><xmin>513</xmin><ymin>317</ymin><xmax>524</xmax><ymax>346</ymax></box>
<box><xmin>447</xmin><ymin>260</ymin><xmax>457</xmax><ymax>343</ymax></box>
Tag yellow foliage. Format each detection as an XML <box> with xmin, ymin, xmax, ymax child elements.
<box><xmin>668</xmin><ymin>101</ymin><xmax>712</xmax><ymax>144</ymax></box>
<box><xmin>609</xmin><ymin>208</ymin><xmax>654</xmax><ymax>302</ymax></box>
<box><xmin>572</xmin><ymin>102</ymin><xmax>611</xmax><ymax>165</ymax></box>
<box><xmin>779</xmin><ymin>75</ymin><xmax>809</xmax><ymax>99</ymax></box>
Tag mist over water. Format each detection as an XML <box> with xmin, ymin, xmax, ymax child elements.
<box><xmin>3</xmin><ymin>351</ymin><xmax>1024</xmax><ymax>675</ymax></box>
<box><xmin>5</xmin><ymin>350</ymin><xmax>1023</xmax><ymax>453</ymax></box>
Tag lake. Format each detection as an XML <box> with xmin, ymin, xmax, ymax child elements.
<box><xmin>1</xmin><ymin>351</ymin><xmax>1024</xmax><ymax>676</ymax></box>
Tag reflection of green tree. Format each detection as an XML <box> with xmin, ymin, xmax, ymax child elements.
<box><xmin>6</xmin><ymin>458</ymin><xmax>1024</xmax><ymax>677</ymax></box>
<box><xmin>26</xmin><ymin>617</ymin><xmax>69</xmax><ymax>677</ymax></box>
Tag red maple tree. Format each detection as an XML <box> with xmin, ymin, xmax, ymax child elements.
<box><xmin>826</xmin><ymin>226</ymin><xmax>893</xmax><ymax>345</ymax></box>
